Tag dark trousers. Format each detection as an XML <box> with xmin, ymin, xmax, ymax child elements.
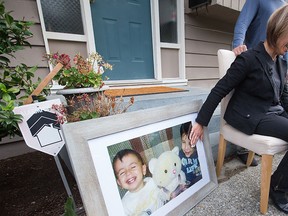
<box><xmin>255</xmin><ymin>111</ymin><xmax>288</xmax><ymax>142</ymax></box>
<box><xmin>237</xmin><ymin>111</ymin><xmax>288</xmax><ymax>155</ymax></box>
<box><xmin>271</xmin><ymin>150</ymin><xmax>288</xmax><ymax>192</ymax></box>
<box><xmin>254</xmin><ymin>111</ymin><xmax>288</xmax><ymax>190</ymax></box>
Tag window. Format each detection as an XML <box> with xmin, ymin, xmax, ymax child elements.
<box><xmin>40</xmin><ymin>0</ymin><xmax>84</xmax><ymax>35</ymax></box>
<box><xmin>159</xmin><ymin>0</ymin><xmax>177</xmax><ymax>43</ymax></box>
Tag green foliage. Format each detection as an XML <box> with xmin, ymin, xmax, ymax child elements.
<box><xmin>63</xmin><ymin>197</ymin><xmax>77</xmax><ymax>216</ymax></box>
<box><xmin>0</xmin><ymin>2</ymin><xmax>50</xmax><ymax>140</ymax></box>
<box><xmin>0</xmin><ymin>2</ymin><xmax>33</xmax><ymax>65</ymax></box>
<box><xmin>0</xmin><ymin>106</ymin><xmax>22</xmax><ymax>138</ymax></box>
<box><xmin>52</xmin><ymin>92</ymin><xmax>134</xmax><ymax>123</ymax></box>
<box><xmin>56</xmin><ymin>67</ymin><xmax>103</xmax><ymax>89</ymax></box>
<box><xmin>46</xmin><ymin>52</ymin><xmax>112</xmax><ymax>89</ymax></box>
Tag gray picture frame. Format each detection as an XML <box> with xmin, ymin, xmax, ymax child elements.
<box><xmin>62</xmin><ymin>100</ymin><xmax>218</xmax><ymax>216</ymax></box>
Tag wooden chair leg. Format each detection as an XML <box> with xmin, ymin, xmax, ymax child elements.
<box><xmin>260</xmin><ymin>154</ymin><xmax>273</xmax><ymax>214</ymax></box>
<box><xmin>246</xmin><ymin>151</ymin><xmax>255</xmax><ymax>167</ymax></box>
<box><xmin>216</xmin><ymin>134</ymin><xmax>227</xmax><ymax>177</ymax></box>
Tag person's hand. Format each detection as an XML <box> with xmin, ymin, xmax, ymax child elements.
<box><xmin>189</xmin><ymin>122</ymin><xmax>204</xmax><ymax>147</ymax></box>
<box><xmin>232</xmin><ymin>45</ymin><xmax>247</xmax><ymax>56</ymax></box>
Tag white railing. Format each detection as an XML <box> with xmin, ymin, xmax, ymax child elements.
<box><xmin>211</xmin><ymin>0</ymin><xmax>246</xmax><ymax>11</ymax></box>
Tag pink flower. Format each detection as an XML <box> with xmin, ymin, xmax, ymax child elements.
<box><xmin>56</xmin><ymin>114</ymin><xmax>66</xmax><ymax>124</ymax></box>
<box><xmin>52</xmin><ymin>53</ymin><xmax>59</xmax><ymax>59</ymax></box>
<box><xmin>45</xmin><ymin>51</ymin><xmax>112</xmax><ymax>89</ymax></box>
<box><xmin>58</xmin><ymin>54</ymin><xmax>71</xmax><ymax>68</ymax></box>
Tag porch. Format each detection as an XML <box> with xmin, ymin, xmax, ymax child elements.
<box><xmin>1</xmin><ymin>86</ymin><xmax>286</xmax><ymax>215</ymax></box>
<box><xmin>0</xmin><ymin>86</ymin><xmax>235</xmax><ymax>161</ymax></box>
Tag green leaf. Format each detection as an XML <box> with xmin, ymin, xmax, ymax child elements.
<box><xmin>79</xmin><ymin>112</ymin><xmax>90</xmax><ymax>120</ymax></box>
<box><xmin>1</xmin><ymin>101</ymin><xmax>14</xmax><ymax>111</ymax></box>
<box><xmin>0</xmin><ymin>113</ymin><xmax>8</xmax><ymax>120</ymax></box>
<box><xmin>90</xmin><ymin>112</ymin><xmax>99</xmax><ymax>119</ymax></box>
<box><xmin>63</xmin><ymin>70</ymin><xmax>71</xmax><ymax>76</ymax></box>
<box><xmin>0</xmin><ymin>4</ymin><xmax>5</xmax><ymax>14</ymax></box>
<box><xmin>7</xmin><ymin>87</ymin><xmax>20</xmax><ymax>94</ymax></box>
<box><xmin>0</xmin><ymin>83</ymin><xmax>7</xmax><ymax>91</ymax></box>
<box><xmin>2</xmin><ymin>93</ymin><xmax>11</xmax><ymax>101</ymax></box>
<box><xmin>5</xmin><ymin>13</ymin><xmax>14</xmax><ymax>25</ymax></box>
<box><xmin>28</xmin><ymin>66</ymin><xmax>37</xmax><ymax>73</ymax></box>
<box><xmin>63</xmin><ymin>197</ymin><xmax>77</xmax><ymax>216</ymax></box>
<box><xmin>12</xmin><ymin>114</ymin><xmax>23</xmax><ymax>122</ymax></box>
<box><xmin>0</xmin><ymin>56</ymin><xmax>10</xmax><ymax>64</ymax></box>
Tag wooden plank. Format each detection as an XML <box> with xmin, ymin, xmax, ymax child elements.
<box><xmin>185</xmin><ymin>13</ymin><xmax>235</xmax><ymax>32</ymax></box>
<box><xmin>185</xmin><ymin>25</ymin><xmax>233</xmax><ymax>44</ymax></box>
<box><xmin>186</xmin><ymin>67</ymin><xmax>219</xmax><ymax>79</ymax></box>
<box><xmin>185</xmin><ymin>53</ymin><xmax>218</xmax><ymax>67</ymax></box>
<box><xmin>4</xmin><ymin>0</ymin><xmax>40</xmax><ymax>23</ymax></box>
<box><xmin>24</xmin><ymin>63</ymin><xmax>63</xmax><ymax>104</ymax></box>
<box><xmin>185</xmin><ymin>40</ymin><xmax>231</xmax><ymax>54</ymax></box>
<box><xmin>8</xmin><ymin>46</ymin><xmax>48</xmax><ymax>67</ymax></box>
<box><xmin>187</xmin><ymin>79</ymin><xmax>218</xmax><ymax>89</ymax></box>
<box><xmin>29</xmin><ymin>68</ymin><xmax>50</xmax><ymax>82</ymax></box>
<box><xmin>28</xmin><ymin>24</ymin><xmax>45</xmax><ymax>46</ymax></box>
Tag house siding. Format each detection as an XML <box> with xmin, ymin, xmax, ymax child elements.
<box><xmin>48</xmin><ymin>40</ymin><xmax>87</xmax><ymax>60</ymax></box>
<box><xmin>213</xmin><ymin>0</ymin><xmax>246</xmax><ymax>10</ymax></box>
<box><xmin>184</xmin><ymin>0</ymin><xmax>241</xmax><ymax>89</ymax></box>
<box><xmin>3</xmin><ymin>0</ymin><xmax>245</xmax><ymax>90</ymax></box>
<box><xmin>4</xmin><ymin>0</ymin><xmax>49</xmax><ymax>78</ymax></box>
<box><xmin>161</xmin><ymin>48</ymin><xmax>179</xmax><ymax>78</ymax></box>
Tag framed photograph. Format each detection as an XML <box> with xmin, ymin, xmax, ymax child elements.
<box><xmin>62</xmin><ymin>100</ymin><xmax>217</xmax><ymax>216</ymax></box>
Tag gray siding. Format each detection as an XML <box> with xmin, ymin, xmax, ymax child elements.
<box><xmin>213</xmin><ymin>0</ymin><xmax>246</xmax><ymax>10</ymax></box>
<box><xmin>48</xmin><ymin>40</ymin><xmax>87</xmax><ymax>60</ymax></box>
<box><xmin>4</xmin><ymin>0</ymin><xmax>244</xmax><ymax>90</ymax></box>
<box><xmin>4</xmin><ymin>0</ymin><xmax>49</xmax><ymax>78</ymax></box>
<box><xmin>184</xmin><ymin>1</ymin><xmax>240</xmax><ymax>89</ymax></box>
<box><xmin>161</xmin><ymin>48</ymin><xmax>179</xmax><ymax>78</ymax></box>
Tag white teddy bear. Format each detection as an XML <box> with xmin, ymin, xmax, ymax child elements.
<box><xmin>149</xmin><ymin>146</ymin><xmax>187</xmax><ymax>202</ymax></box>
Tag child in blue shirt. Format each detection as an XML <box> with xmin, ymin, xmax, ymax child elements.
<box><xmin>179</xmin><ymin>122</ymin><xmax>202</xmax><ymax>187</ymax></box>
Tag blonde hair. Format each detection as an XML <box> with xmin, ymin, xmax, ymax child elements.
<box><xmin>266</xmin><ymin>4</ymin><xmax>288</xmax><ymax>48</ymax></box>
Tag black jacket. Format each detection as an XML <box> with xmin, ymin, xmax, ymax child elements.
<box><xmin>196</xmin><ymin>42</ymin><xmax>288</xmax><ymax>135</ymax></box>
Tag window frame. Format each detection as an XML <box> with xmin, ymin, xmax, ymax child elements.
<box><xmin>37</xmin><ymin>0</ymin><xmax>186</xmax><ymax>87</ymax></box>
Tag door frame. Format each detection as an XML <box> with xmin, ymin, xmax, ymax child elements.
<box><xmin>37</xmin><ymin>0</ymin><xmax>186</xmax><ymax>87</ymax></box>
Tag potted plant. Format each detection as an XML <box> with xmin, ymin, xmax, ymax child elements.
<box><xmin>46</xmin><ymin>51</ymin><xmax>135</xmax><ymax>121</ymax></box>
<box><xmin>52</xmin><ymin>92</ymin><xmax>134</xmax><ymax>123</ymax></box>
<box><xmin>45</xmin><ymin>52</ymin><xmax>112</xmax><ymax>90</ymax></box>
<box><xmin>45</xmin><ymin>53</ymin><xmax>133</xmax><ymax>125</ymax></box>
<box><xmin>46</xmin><ymin>52</ymin><xmax>115</xmax><ymax>113</ymax></box>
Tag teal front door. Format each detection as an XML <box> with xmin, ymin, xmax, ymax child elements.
<box><xmin>90</xmin><ymin>0</ymin><xmax>154</xmax><ymax>80</ymax></box>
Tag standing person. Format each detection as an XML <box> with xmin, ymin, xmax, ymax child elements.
<box><xmin>112</xmin><ymin>149</ymin><xmax>164</xmax><ymax>216</ymax></box>
<box><xmin>179</xmin><ymin>122</ymin><xmax>202</xmax><ymax>187</ymax></box>
<box><xmin>233</xmin><ymin>0</ymin><xmax>286</xmax><ymax>56</ymax></box>
<box><xmin>232</xmin><ymin>0</ymin><xmax>287</xmax><ymax>166</ymax></box>
<box><xmin>189</xmin><ymin>5</ymin><xmax>288</xmax><ymax>214</ymax></box>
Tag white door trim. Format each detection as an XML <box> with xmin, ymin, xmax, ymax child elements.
<box><xmin>36</xmin><ymin>0</ymin><xmax>187</xmax><ymax>87</ymax></box>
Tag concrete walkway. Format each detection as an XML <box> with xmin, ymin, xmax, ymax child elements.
<box><xmin>2</xmin><ymin>141</ymin><xmax>287</xmax><ymax>215</ymax></box>
<box><xmin>185</xmin><ymin>151</ymin><xmax>287</xmax><ymax>216</ymax></box>
<box><xmin>2</xmin><ymin>87</ymin><xmax>286</xmax><ymax>215</ymax></box>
